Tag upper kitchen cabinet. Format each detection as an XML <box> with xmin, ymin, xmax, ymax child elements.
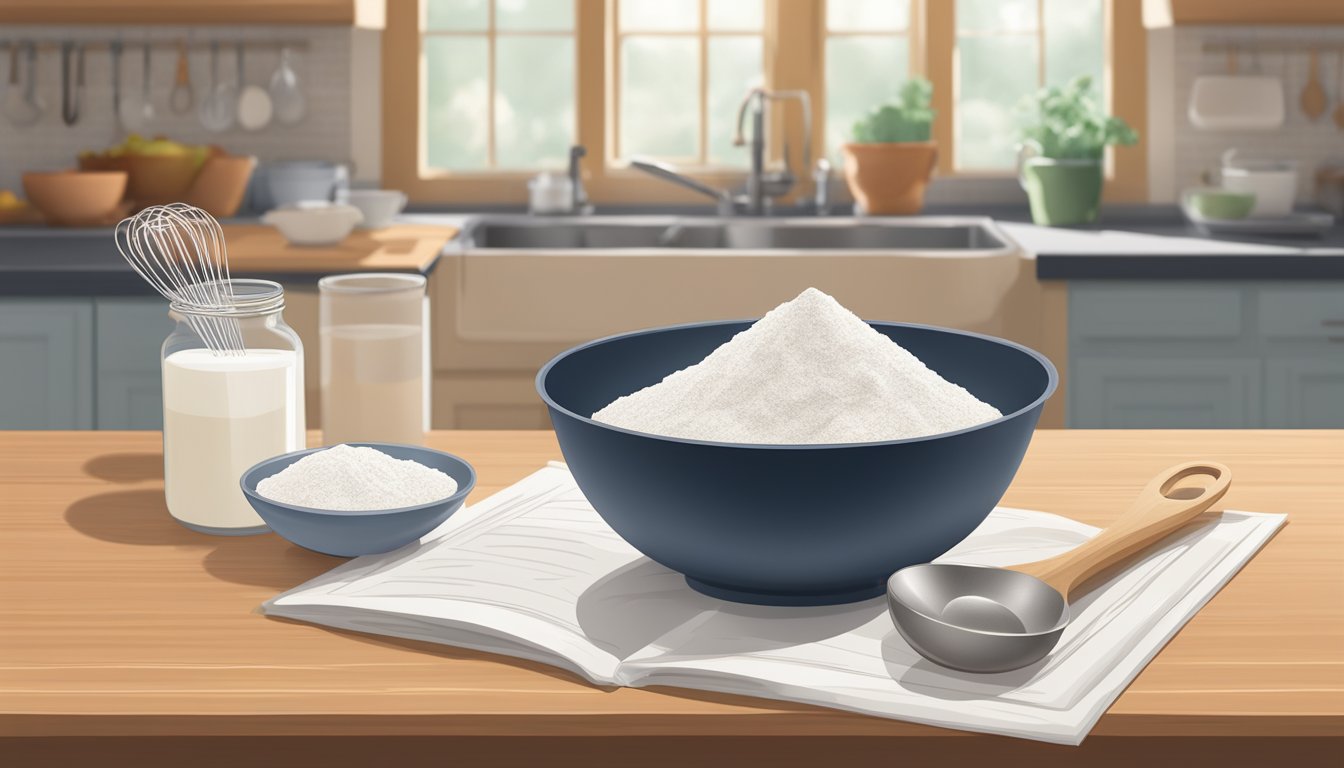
<box><xmin>1143</xmin><ymin>0</ymin><xmax>1344</xmax><ymax>27</ymax></box>
<box><xmin>0</xmin><ymin>0</ymin><xmax>386</xmax><ymax>27</ymax></box>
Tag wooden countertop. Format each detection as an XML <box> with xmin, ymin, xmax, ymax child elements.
<box><xmin>1</xmin><ymin>430</ymin><xmax>1341</xmax><ymax>764</ymax></box>
<box><xmin>219</xmin><ymin>223</ymin><xmax>458</xmax><ymax>274</ymax></box>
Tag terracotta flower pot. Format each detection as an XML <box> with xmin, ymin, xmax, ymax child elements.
<box><xmin>841</xmin><ymin>141</ymin><xmax>938</xmax><ymax>215</ymax></box>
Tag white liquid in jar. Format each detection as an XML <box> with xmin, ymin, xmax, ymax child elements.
<box><xmin>322</xmin><ymin>323</ymin><xmax>425</xmax><ymax>445</ymax></box>
<box><xmin>162</xmin><ymin>348</ymin><xmax>303</xmax><ymax>532</ymax></box>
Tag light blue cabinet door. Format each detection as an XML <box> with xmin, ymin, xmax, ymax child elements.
<box><xmin>1264</xmin><ymin>358</ymin><xmax>1344</xmax><ymax>427</ymax></box>
<box><xmin>1071</xmin><ymin>358</ymin><xmax>1262</xmax><ymax>428</ymax></box>
<box><xmin>0</xmin><ymin>300</ymin><xmax>94</xmax><ymax>429</ymax></box>
<box><xmin>95</xmin><ymin>298</ymin><xmax>174</xmax><ymax>429</ymax></box>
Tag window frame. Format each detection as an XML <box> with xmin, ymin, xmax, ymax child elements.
<box><xmin>609</xmin><ymin>0</ymin><xmax>767</xmax><ymax>169</ymax></box>
<box><xmin>419</xmin><ymin>0</ymin><xmax>578</xmax><ymax>172</ymax></box>
<box><xmin>382</xmin><ymin>0</ymin><xmax>1147</xmax><ymax>206</ymax></box>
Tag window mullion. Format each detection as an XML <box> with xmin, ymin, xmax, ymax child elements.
<box><xmin>1038</xmin><ymin>0</ymin><xmax>1046</xmax><ymax>85</ymax></box>
<box><xmin>924</xmin><ymin>0</ymin><xmax>955</xmax><ymax>174</ymax></box>
<box><xmin>487</xmin><ymin>0</ymin><xmax>497</xmax><ymax>168</ymax></box>
<box><xmin>698</xmin><ymin>0</ymin><xmax>709</xmax><ymax>165</ymax></box>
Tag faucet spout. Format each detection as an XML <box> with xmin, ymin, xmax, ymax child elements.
<box><xmin>629</xmin><ymin>158</ymin><xmax>736</xmax><ymax>215</ymax></box>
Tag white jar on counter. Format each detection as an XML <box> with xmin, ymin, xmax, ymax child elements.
<box><xmin>161</xmin><ymin>280</ymin><xmax>306</xmax><ymax>535</ymax></box>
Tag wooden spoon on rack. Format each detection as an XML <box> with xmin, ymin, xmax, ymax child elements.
<box><xmin>1301</xmin><ymin>47</ymin><xmax>1327</xmax><ymax>121</ymax></box>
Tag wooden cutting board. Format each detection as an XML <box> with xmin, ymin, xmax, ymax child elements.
<box><xmin>220</xmin><ymin>223</ymin><xmax>458</xmax><ymax>274</ymax></box>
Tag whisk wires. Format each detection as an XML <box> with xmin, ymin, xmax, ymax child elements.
<box><xmin>115</xmin><ymin>204</ymin><xmax>245</xmax><ymax>355</ymax></box>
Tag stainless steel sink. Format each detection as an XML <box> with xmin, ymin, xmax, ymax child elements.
<box><xmin>449</xmin><ymin>215</ymin><xmax>1016</xmax><ymax>255</ymax></box>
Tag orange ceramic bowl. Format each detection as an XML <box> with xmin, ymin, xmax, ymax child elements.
<box><xmin>22</xmin><ymin>171</ymin><xmax>129</xmax><ymax>227</ymax></box>
<box><xmin>185</xmin><ymin>155</ymin><xmax>257</xmax><ymax>218</ymax></box>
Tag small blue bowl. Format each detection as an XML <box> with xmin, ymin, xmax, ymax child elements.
<box><xmin>538</xmin><ymin>320</ymin><xmax>1057</xmax><ymax>606</ymax></box>
<box><xmin>240</xmin><ymin>443</ymin><xmax>476</xmax><ymax>557</ymax></box>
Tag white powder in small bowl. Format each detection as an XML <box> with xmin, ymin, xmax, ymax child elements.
<box><xmin>592</xmin><ymin>287</ymin><xmax>1003</xmax><ymax>445</ymax></box>
<box><xmin>256</xmin><ymin>444</ymin><xmax>459</xmax><ymax>511</ymax></box>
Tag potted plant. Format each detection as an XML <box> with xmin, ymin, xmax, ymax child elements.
<box><xmin>1016</xmin><ymin>76</ymin><xmax>1138</xmax><ymax>226</ymax></box>
<box><xmin>841</xmin><ymin>78</ymin><xmax>936</xmax><ymax>215</ymax></box>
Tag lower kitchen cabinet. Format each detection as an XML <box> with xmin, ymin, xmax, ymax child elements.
<box><xmin>94</xmin><ymin>298</ymin><xmax>174</xmax><ymax>429</ymax></box>
<box><xmin>0</xmin><ymin>299</ymin><xmax>94</xmax><ymax>429</ymax></box>
<box><xmin>1068</xmin><ymin>281</ymin><xmax>1344</xmax><ymax>428</ymax></box>
<box><xmin>0</xmin><ymin>297</ymin><xmax>169</xmax><ymax>430</ymax></box>
<box><xmin>1264</xmin><ymin>358</ymin><xmax>1344</xmax><ymax>427</ymax></box>
<box><xmin>1071</xmin><ymin>358</ymin><xmax>1261</xmax><ymax>428</ymax></box>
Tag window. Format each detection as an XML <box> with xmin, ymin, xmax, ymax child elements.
<box><xmin>421</xmin><ymin>0</ymin><xmax>576</xmax><ymax>171</ymax></box>
<box><xmin>954</xmin><ymin>0</ymin><xmax>1104</xmax><ymax>171</ymax></box>
<box><xmin>612</xmin><ymin>0</ymin><xmax>764</xmax><ymax>167</ymax></box>
<box><xmin>385</xmin><ymin>0</ymin><xmax>1141</xmax><ymax>204</ymax></box>
<box><xmin>822</xmin><ymin>0</ymin><xmax>914</xmax><ymax>160</ymax></box>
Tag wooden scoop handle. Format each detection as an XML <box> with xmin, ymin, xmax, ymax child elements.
<box><xmin>1008</xmin><ymin>461</ymin><xmax>1231</xmax><ymax>600</ymax></box>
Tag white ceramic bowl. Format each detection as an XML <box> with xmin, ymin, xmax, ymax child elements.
<box><xmin>263</xmin><ymin>202</ymin><xmax>364</xmax><ymax>246</ymax></box>
<box><xmin>339</xmin><ymin>189</ymin><xmax>407</xmax><ymax>229</ymax></box>
<box><xmin>1220</xmin><ymin>154</ymin><xmax>1298</xmax><ymax>219</ymax></box>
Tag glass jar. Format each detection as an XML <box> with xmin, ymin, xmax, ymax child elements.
<box><xmin>319</xmin><ymin>273</ymin><xmax>429</xmax><ymax>446</ymax></box>
<box><xmin>161</xmin><ymin>280</ymin><xmax>305</xmax><ymax>535</ymax></box>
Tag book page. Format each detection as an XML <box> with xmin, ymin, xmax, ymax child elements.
<box><xmin>618</xmin><ymin>509</ymin><xmax>1285</xmax><ymax>744</ymax></box>
<box><xmin>265</xmin><ymin>463</ymin><xmax>668</xmax><ymax>684</ymax></box>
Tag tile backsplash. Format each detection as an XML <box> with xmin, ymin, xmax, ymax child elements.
<box><xmin>1170</xmin><ymin>25</ymin><xmax>1344</xmax><ymax>201</ymax></box>
<box><xmin>0</xmin><ymin>25</ymin><xmax>353</xmax><ymax>196</ymax></box>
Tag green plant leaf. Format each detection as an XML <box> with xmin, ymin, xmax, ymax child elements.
<box><xmin>1016</xmin><ymin>75</ymin><xmax>1138</xmax><ymax>158</ymax></box>
<box><xmin>851</xmin><ymin>77</ymin><xmax>934</xmax><ymax>144</ymax></box>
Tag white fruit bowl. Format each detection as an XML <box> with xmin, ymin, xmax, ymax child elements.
<box><xmin>263</xmin><ymin>202</ymin><xmax>364</xmax><ymax>246</ymax></box>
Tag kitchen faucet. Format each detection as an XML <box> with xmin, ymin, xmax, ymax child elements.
<box><xmin>568</xmin><ymin>145</ymin><xmax>592</xmax><ymax>214</ymax></box>
<box><xmin>629</xmin><ymin>86</ymin><xmax>824</xmax><ymax>215</ymax></box>
<box><xmin>731</xmin><ymin>88</ymin><xmax>812</xmax><ymax>215</ymax></box>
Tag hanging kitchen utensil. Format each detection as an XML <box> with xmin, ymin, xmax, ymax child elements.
<box><xmin>888</xmin><ymin>462</ymin><xmax>1231</xmax><ymax>673</ymax></box>
<box><xmin>4</xmin><ymin>42</ymin><xmax>44</xmax><ymax>128</ymax></box>
<box><xmin>23</xmin><ymin>42</ymin><xmax>44</xmax><ymax>122</ymax></box>
<box><xmin>198</xmin><ymin>41</ymin><xmax>236</xmax><ymax>132</ymax></box>
<box><xmin>169</xmin><ymin>39</ymin><xmax>192</xmax><ymax>115</ymax></box>
<box><xmin>236</xmin><ymin>43</ymin><xmax>273</xmax><ymax>131</ymax></box>
<box><xmin>1188</xmin><ymin>43</ymin><xmax>1283</xmax><ymax>130</ymax></box>
<box><xmin>60</xmin><ymin>41</ymin><xmax>84</xmax><ymax>126</ymax></box>
<box><xmin>118</xmin><ymin>42</ymin><xmax>152</xmax><ymax>132</ymax></box>
<box><xmin>3</xmin><ymin>45</ymin><xmax>31</xmax><ymax>126</ymax></box>
<box><xmin>268</xmin><ymin>45</ymin><xmax>306</xmax><ymax>125</ymax></box>
<box><xmin>110</xmin><ymin>39</ymin><xmax>125</xmax><ymax>130</ymax></box>
<box><xmin>1301</xmin><ymin>47</ymin><xmax>1327</xmax><ymax>121</ymax></box>
<box><xmin>1333</xmin><ymin>52</ymin><xmax>1344</xmax><ymax>131</ymax></box>
<box><xmin>139</xmin><ymin>43</ymin><xmax>156</xmax><ymax>127</ymax></box>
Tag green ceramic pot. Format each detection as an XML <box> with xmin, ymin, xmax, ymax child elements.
<box><xmin>1019</xmin><ymin>157</ymin><xmax>1103</xmax><ymax>227</ymax></box>
<box><xmin>1182</xmin><ymin>187</ymin><xmax>1256</xmax><ymax>220</ymax></box>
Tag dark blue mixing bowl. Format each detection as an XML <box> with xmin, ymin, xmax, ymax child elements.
<box><xmin>537</xmin><ymin>320</ymin><xmax>1057</xmax><ymax>606</ymax></box>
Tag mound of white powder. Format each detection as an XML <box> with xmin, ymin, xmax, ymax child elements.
<box><xmin>256</xmin><ymin>444</ymin><xmax>459</xmax><ymax>510</ymax></box>
<box><xmin>591</xmin><ymin>287</ymin><xmax>1002</xmax><ymax>444</ymax></box>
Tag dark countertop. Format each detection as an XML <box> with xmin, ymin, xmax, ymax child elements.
<box><xmin>981</xmin><ymin>206</ymin><xmax>1344</xmax><ymax>280</ymax></box>
<box><xmin>0</xmin><ymin>219</ymin><xmax>451</xmax><ymax>297</ymax></box>
<box><xmin>2</xmin><ymin>206</ymin><xmax>1341</xmax><ymax>296</ymax></box>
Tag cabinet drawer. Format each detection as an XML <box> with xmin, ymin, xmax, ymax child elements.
<box><xmin>94</xmin><ymin>298</ymin><xmax>174</xmax><ymax>429</ymax></box>
<box><xmin>1264</xmin><ymin>358</ymin><xmax>1344</xmax><ymax>427</ymax></box>
<box><xmin>1257</xmin><ymin>286</ymin><xmax>1344</xmax><ymax>341</ymax></box>
<box><xmin>1070</xmin><ymin>284</ymin><xmax>1244</xmax><ymax>342</ymax></box>
<box><xmin>0</xmin><ymin>299</ymin><xmax>94</xmax><ymax>429</ymax></box>
<box><xmin>1070</xmin><ymin>357</ymin><xmax>1261</xmax><ymax>428</ymax></box>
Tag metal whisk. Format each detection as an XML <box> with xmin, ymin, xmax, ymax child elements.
<box><xmin>115</xmin><ymin>203</ymin><xmax>245</xmax><ymax>355</ymax></box>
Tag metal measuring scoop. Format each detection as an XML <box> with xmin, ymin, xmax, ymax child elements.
<box><xmin>887</xmin><ymin>461</ymin><xmax>1231</xmax><ymax>673</ymax></box>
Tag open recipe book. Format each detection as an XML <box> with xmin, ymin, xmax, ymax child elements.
<box><xmin>264</xmin><ymin>462</ymin><xmax>1285</xmax><ymax>746</ymax></box>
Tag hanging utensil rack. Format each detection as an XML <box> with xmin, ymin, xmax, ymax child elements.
<box><xmin>0</xmin><ymin>40</ymin><xmax>309</xmax><ymax>53</ymax></box>
<box><xmin>1202</xmin><ymin>40</ymin><xmax>1344</xmax><ymax>55</ymax></box>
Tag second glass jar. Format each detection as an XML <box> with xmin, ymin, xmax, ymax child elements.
<box><xmin>319</xmin><ymin>273</ymin><xmax>429</xmax><ymax>446</ymax></box>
